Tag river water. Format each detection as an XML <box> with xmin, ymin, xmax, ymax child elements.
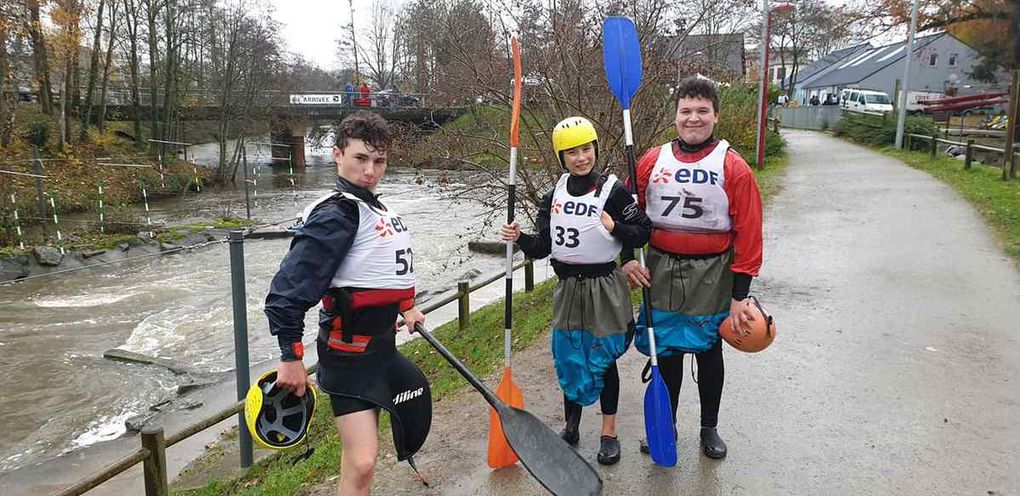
<box><xmin>0</xmin><ymin>132</ymin><xmax>511</xmax><ymax>479</ymax></box>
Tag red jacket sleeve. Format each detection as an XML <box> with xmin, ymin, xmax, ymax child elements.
<box><xmin>724</xmin><ymin>150</ymin><xmax>763</xmax><ymax>276</ymax></box>
<box><xmin>631</xmin><ymin>146</ymin><xmax>661</xmax><ymax>210</ymax></box>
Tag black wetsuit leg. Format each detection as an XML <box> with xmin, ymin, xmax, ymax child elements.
<box><xmin>599</xmin><ymin>362</ymin><xmax>620</xmax><ymax>415</ymax></box>
<box><xmin>695</xmin><ymin>340</ymin><xmax>724</xmax><ymax>428</ymax></box>
<box><xmin>657</xmin><ymin>354</ymin><xmax>685</xmax><ymax>423</ymax></box>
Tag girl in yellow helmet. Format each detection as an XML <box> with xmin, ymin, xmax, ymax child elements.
<box><xmin>501</xmin><ymin>116</ymin><xmax>651</xmax><ymax>465</ymax></box>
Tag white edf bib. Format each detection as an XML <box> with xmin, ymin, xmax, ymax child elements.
<box><xmin>300</xmin><ymin>192</ymin><xmax>414</xmax><ymax>290</ymax></box>
<box><xmin>549</xmin><ymin>174</ymin><xmax>623</xmax><ymax>264</ymax></box>
<box><xmin>646</xmin><ymin>140</ymin><xmax>731</xmax><ymax>233</ymax></box>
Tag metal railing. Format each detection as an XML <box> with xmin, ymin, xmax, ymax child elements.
<box><xmin>53</xmin><ymin>232</ymin><xmax>535</xmax><ymax>496</ymax></box>
<box><xmin>905</xmin><ymin>133</ymin><xmax>1018</xmax><ymax>172</ymax></box>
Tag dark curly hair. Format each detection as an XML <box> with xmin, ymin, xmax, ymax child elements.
<box><xmin>673</xmin><ymin>77</ymin><xmax>720</xmax><ymax>113</ymax></box>
<box><xmin>334</xmin><ymin>111</ymin><xmax>395</xmax><ymax>152</ymax></box>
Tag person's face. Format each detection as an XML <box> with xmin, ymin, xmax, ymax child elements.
<box><xmin>674</xmin><ymin>96</ymin><xmax>719</xmax><ymax>145</ymax></box>
<box><xmin>562</xmin><ymin>142</ymin><xmax>597</xmax><ymax>176</ymax></box>
<box><xmin>333</xmin><ymin>138</ymin><xmax>387</xmax><ymax>191</ymax></box>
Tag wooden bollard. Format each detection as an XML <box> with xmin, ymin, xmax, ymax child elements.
<box><xmin>457</xmin><ymin>281</ymin><xmax>470</xmax><ymax>330</ymax></box>
<box><xmin>930</xmin><ymin>133</ymin><xmax>938</xmax><ymax>158</ymax></box>
<box><xmin>964</xmin><ymin>139</ymin><xmax>975</xmax><ymax>170</ymax></box>
<box><xmin>524</xmin><ymin>259</ymin><xmax>535</xmax><ymax>292</ymax></box>
<box><xmin>141</xmin><ymin>425</ymin><xmax>168</xmax><ymax>496</ymax></box>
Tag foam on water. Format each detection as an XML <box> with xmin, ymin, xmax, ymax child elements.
<box><xmin>33</xmin><ymin>292</ymin><xmax>138</xmax><ymax>308</ymax></box>
<box><xmin>67</xmin><ymin>409</ymin><xmax>137</xmax><ymax>450</ymax></box>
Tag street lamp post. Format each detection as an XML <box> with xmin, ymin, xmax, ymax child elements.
<box><xmin>755</xmin><ymin>1</ymin><xmax>796</xmax><ymax>169</ymax></box>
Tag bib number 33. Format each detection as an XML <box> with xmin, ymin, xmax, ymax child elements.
<box><xmin>554</xmin><ymin>226</ymin><xmax>580</xmax><ymax>248</ymax></box>
<box><xmin>660</xmin><ymin>195</ymin><xmax>704</xmax><ymax>219</ymax></box>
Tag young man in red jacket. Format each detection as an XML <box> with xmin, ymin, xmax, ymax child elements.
<box><xmin>623</xmin><ymin>77</ymin><xmax>763</xmax><ymax>460</ymax></box>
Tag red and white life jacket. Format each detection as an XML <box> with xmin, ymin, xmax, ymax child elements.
<box><xmin>645</xmin><ymin>140</ymin><xmax>731</xmax><ymax>233</ymax></box>
<box><xmin>549</xmin><ymin>173</ymin><xmax>622</xmax><ymax>265</ymax></box>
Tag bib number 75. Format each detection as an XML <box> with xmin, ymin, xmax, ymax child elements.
<box><xmin>660</xmin><ymin>195</ymin><xmax>704</xmax><ymax>219</ymax></box>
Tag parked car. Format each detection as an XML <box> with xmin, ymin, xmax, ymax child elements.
<box><xmin>842</xmin><ymin>88</ymin><xmax>893</xmax><ymax>115</ymax></box>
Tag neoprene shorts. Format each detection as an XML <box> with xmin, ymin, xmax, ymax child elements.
<box><xmin>329</xmin><ymin>394</ymin><xmax>377</xmax><ymax>417</ymax></box>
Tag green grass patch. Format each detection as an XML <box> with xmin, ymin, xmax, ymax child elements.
<box><xmin>880</xmin><ymin>147</ymin><xmax>1020</xmax><ymax>263</ymax></box>
<box><xmin>174</xmin><ymin>280</ymin><xmax>557</xmax><ymax>496</ymax></box>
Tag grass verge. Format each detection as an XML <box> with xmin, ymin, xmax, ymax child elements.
<box><xmin>879</xmin><ymin>147</ymin><xmax>1020</xmax><ymax>264</ymax></box>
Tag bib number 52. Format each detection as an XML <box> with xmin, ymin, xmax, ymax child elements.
<box><xmin>396</xmin><ymin>248</ymin><xmax>414</xmax><ymax>275</ymax></box>
<box><xmin>660</xmin><ymin>195</ymin><xmax>704</xmax><ymax>219</ymax></box>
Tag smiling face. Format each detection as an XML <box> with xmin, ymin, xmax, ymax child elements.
<box><xmin>561</xmin><ymin>142</ymin><xmax>597</xmax><ymax>176</ymax></box>
<box><xmin>333</xmin><ymin>138</ymin><xmax>387</xmax><ymax>191</ymax></box>
<box><xmin>674</xmin><ymin>96</ymin><xmax>719</xmax><ymax>145</ymax></box>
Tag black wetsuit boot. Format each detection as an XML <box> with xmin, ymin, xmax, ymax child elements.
<box><xmin>560</xmin><ymin>397</ymin><xmax>581</xmax><ymax>446</ymax></box>
<box><xmin>700</xmin><ymin>427</ymin><xmax>727</xmax><ymax>459</ymax></box>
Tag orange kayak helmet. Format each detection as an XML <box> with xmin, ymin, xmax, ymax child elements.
<box><xmin>719</xmin><ymin>296</ymin><xmax>776</xmax><ymax>353</ymax></box>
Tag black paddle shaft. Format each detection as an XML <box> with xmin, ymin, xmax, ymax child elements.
<box><xmin>624</xmin><ymin>143</ymin><xmax>655</xmax><ymax>331</ymax></box>
<box><xmin>415</xmin><ymin>323</ymin><xmax>503</xmax><ymax>409</ymax></box>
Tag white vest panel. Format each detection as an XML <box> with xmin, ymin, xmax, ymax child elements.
<box><xmin>549</xmin><ymin>174</ymin><xmax>623</xmax><ymax>264</ymax></box>
<box><xmin>645</xmin><ymin>140</ymin><xmax>732</xmax><ymax>233</ymax></box>
<box><xmin>300</xmin><ymin>192</ymin><xmax>415</xmax><ymax>290</ymax></box>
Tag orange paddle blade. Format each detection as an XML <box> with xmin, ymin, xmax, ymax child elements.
<box><xmin>487</xmin><ymin>367</ymin><xmax>524</xmax><ymax>468</ymax></box>
<box><xmin>509</xmin><ymin>37</ymin><xmax>522</xmax><ymax>147</ymax></box>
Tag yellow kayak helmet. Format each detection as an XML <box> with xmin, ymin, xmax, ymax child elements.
<box><xmin>245</xmin><ymin>369</ymin><xmax>317</xmax><ymax>449</ymax></box>
<box><xmin>551</xmin><ymin>116</ymin><xmax>598</xmax><ymax>169</ymax></box>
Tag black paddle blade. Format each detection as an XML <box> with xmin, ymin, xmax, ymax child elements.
<box><xmin>498</xmin><ymin>404</ymin><xmax>603</xmax><ymax>496</ymax></box>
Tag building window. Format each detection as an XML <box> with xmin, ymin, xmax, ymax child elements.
<box><xmin>948</xmin><ymin>54</ymin><xmax>958</xmax><ymax>67</ymax></box>
<box><xmin>775</xmin><ymin>67</ymin><xmax>786</xmax><ymax>82</ymax></box>
<box><xmin>928</xmin><ymin>53</ymin><xmax>938</xmax><ymax>67</ymax></box>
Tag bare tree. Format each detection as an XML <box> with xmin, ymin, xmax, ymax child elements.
<box><xmin>80</xmin><ymin>0</ymin><xmax>106</xmax><ymax>140</ymax></box>
<box><xmin>97</xmin><ymin>0</ymin><xmax>119</xmax><ymax>130</ymax></box>
<box><xmin>25</xmin><ymin>0</ymin><xmax>55</xmax><ymax>114</ymax></box>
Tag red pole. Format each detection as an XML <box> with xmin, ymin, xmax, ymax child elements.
<box><xmin>756</xmin><ymin>12</ymin><xmax>774</xmax><ymax>169</ymax></box>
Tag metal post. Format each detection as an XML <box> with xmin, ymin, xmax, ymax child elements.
<box><xmin>32</xmin><ymin>147</ymin><xmax>47</xmax><ymax>236</ymax></box>
<box><xmin>965</xmin><ymin>139</ymin><xmax>974</xmax><ymax>170</ymax></box>
<box><xmin>48</xmin><ymin>192</ymin><xmax>64</xmax><ymax>254</ymax></box>
<box><xmin>524</xmin><ymin>259</ymin><xmax>534</xmax><ymax>292</ymax></box>
<box><xmin>894</xmin><ymin>0</ymin><xmax>920</xmax><ymax>149</ymax></box>
<box><xmin>1003</xmin><ymin>69</ymin><xmax>1019</xmax><ymax>180</ymax></box>
<box><xmin>242</xmin><ymin>147</ymin><xmax>251</xmax><ymax>219</ymax></box>
<box><xmin>141</xmin><ymin>426</ymin><xmax>168</xmax><ymax>496</ymax></box>
<box><xmin>98</xmin><ymin>179</ymin><xmax>105</xmax><ymax>234</ymax></box>
<box><xmin>930</xmin><ymin>133</ymin><xmax>938</xmax><ymax>158</ymax></box>
<box><xmin>10</xmin><ymin>194</ymin><xmax>24</xmax><ymax>250</ymax></box>
<box><xmin>755</xmin><ymin>0</ymin><xmax>772</xmax><ymax>169</ymax></box>
<box><xmin>228</xmin><ymin>230</ymin><xmax>253</xmax><ymax>468</ymax></box>
<box><xmin>457</xmin><ymin>281</ymin><xmax>470</xmax><ymax>330</ymax></box>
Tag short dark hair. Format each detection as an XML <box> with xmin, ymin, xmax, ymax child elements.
<box><xmin>335</xmin><ymin>111</ymin><xmax>395</xmax><ymax>152</ymax></box>
<box><xmin>673</xmin><ymin>77</ymin><xmax>720</xmax><ymax>113</ymax></box>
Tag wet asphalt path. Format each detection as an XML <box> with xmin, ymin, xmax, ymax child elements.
<box><xmin>321</xmin><ymin>130</ymin><xmax>1020</xmax><ymax>495</ymax></box>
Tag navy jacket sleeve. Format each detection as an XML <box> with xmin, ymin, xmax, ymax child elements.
<box><xmin>517</xmin><ymin>189</ymin><xmax>553</xmax><ymax>259</ymax></box>
<box><xmin>264</xmin><ymin>199</ymin><xmax>358</xmax><ymax>360</ymax></box>
<box><xmin>604</xmin><ymin>181</ymin><xmax>651</xmax><ymax>250</ymax></box>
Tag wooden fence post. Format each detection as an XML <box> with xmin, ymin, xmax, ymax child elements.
<box><xmin>457</xmin><ymin>281</ymin><xmax>470</xmax><ymax>330</ymax></box>
<box><xmin>141</xmin><ymin>426</ymin><xmax>168</xmax><ymax>496</ymax></box>
<box><xmin>524</xmin><ymin>259</ymin><xmax>534</xmax><ymax>292</ymax></box>
<box><xmin>905</xmin><ymin>134</ymin><xmax>911</xmax><ymax>151</ymax></box>
<box><xmin>930</xmin><ymin>133</ymin><xmax>938</xmax><ymax>158</ymax></box>
<box><xmin>964</xmin><ymin>139</ymin><xmax>974</xmax><ymax>170</ymax></box>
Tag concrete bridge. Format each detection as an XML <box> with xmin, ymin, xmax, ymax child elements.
<box><xmin>95</xmin><ymin>91</ymin><xmax>468</xmax><ymax>166</ymax></box>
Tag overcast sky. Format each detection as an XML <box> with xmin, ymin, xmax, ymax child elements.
<box><xmin>272</xmin><ymin>0</ymin><xmax>881</xmax><ymax>71</ymax></box>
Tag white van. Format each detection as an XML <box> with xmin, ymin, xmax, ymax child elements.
<box><xmin>842</xmin><ymin>88</ymin><xmax>893</xmax><ymax>115</ymax></box>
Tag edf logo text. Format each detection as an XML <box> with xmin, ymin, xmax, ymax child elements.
<box><xmin>562</xmin><ymin>201</ymin><xmax>599</xmax><ymax>217</ymax></box>
<box><xmin>674</xmin><ymin>168</ymin><xmax>719</xmax><ymax>185</ymax></box>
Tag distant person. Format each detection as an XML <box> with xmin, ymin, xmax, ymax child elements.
<box><xmin>344</xmin><ymin>82</ymin><xmax>355</xmax><ymax>106</ymax></box>
<box><xmin>810</xmin><ymin>95</ymin><xmax>820</xmax><ymax>106</ymax></box>
<box><xmin>776</xmin><ymin>94</ymin><xmax>789</xmax><ymax>106</ymax></box>
<box><xmin>823</xmin><ymin>94</ymin><xmax>836</xmax><ymax>106</ymax></box>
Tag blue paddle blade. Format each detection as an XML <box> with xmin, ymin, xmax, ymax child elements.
<box><xmin>602</xmin><ymin>16</ymin><xmax>642</xmax><ymax>109</ymax></box>
<box><xmin>644</xmin><ymin>365</ymin><xmax>677</xmax><ymax>467</ymax></box>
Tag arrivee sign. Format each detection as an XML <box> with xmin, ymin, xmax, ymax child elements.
<box><xmin>289</xmin><ymin>94</ymin><xmax>342</xmax><ymax>105</ymax></box>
